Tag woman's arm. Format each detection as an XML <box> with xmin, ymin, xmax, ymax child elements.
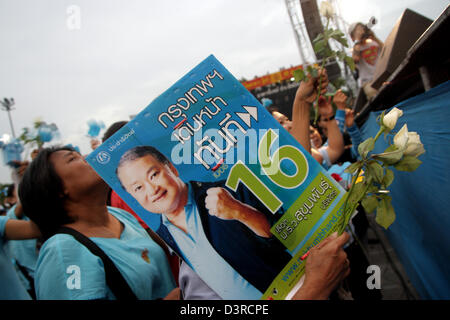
<box><xmin>290</xmin><ymin>69</ymin><xmax>329</xmax><ymax>154</ymax></box>
<box><xmin>4</xmin><ymin>219</ymin><xmax>41</xmax><ymax>240</ymax></box>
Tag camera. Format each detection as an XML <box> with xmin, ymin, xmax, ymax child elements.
<box><xmin>361</xmin><ymin>16</ymin><xmax>377</xmax><ymax>40</ymax></box>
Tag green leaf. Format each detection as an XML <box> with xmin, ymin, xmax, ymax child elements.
<box><xmin>306</xmin><ymin>65</ymin><xmax>318</xmax><ymax>78</ymax></box>
<box><xmin>314</xmin><ymin>39</ymin><xmax>326</xmax><ymax>54</ymax></box>
<box><xmin>336</xmin><ymin>51</ymin><xmax>346</xmax><ymax>60</ymax></box>
<box><xmin>361</xmin><ymin>195</ymin><xmax>378</xmax><ymax>213</ymax></box>
<box><xmin>313</xmin><ymin>33</ymin><xmax>324</xmax><ymax>43</ymax></box>
<box><xmin>293</xmin><ymin>68</ymin><xmax>306</xmax><ymax>82</ymax></box>
<box><xmin>367</xmin><ymin>161</ymin><xmax>384</xmax><ymax>183</ymax></box>
<box><xmin>372</xmin><ymin>145</ymin><xmax>403</xmax><ymax>165</ymax></box>
<box><xmin>344</xmin><ymin>55</ymin><xmax>356</xmax><ymax>72</ymax></box>
<box><xmin>382</xmin><ymin>168</ymin><xmax>394</xmax><ymax>187</ymax></box>
<box><xmin>344</xmin><ymin>161</ymin><xmax>363</xmax><ymax>174</ymax></box>
<box><xmin>394</xmin><ymin>156</ymin><xmax>422</xmax><ymax>172</ymax></box>
<box><xmin>330</xmin><ymin>30</ymin><xmax>348</xmax><ymax>47</ymax></box>
<box><xmin>358</xmin><ymin>137</ymin><xmax>375</xmax><ymax>159</ymax></box>
<box><xmin>383</xmin><ymin>144</ymin><xmax>397</xmax><ymax>153</ymax></box>
<box><xmin>367</xmin><ymin>184</ymin><xmax>379</xmax><ymax>193</ymax></box>
<box><xmin>375</xmin><ymin>196</ymin><xmax>396</xmax><ymax>229</ymax></box>
<box><xmin>323</xmin><ymin>28</ymin><xmax>334</xmax><ymax>41</ymax></box>
<box><xmin>347</xmin><ymin>181</ymin><xmax>367</xmax><ymax>209</ymax></box>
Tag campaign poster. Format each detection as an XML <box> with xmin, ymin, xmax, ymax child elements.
<box><xmin>86</xmin><ymin>55</ymin><xmax>349</xmax><ymax>300</ymax></box>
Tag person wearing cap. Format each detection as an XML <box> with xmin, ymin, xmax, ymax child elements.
<box><xmin>348</xmin><ymin>22</ymin><xmax>384</xmax><ymax>99</ymax></box>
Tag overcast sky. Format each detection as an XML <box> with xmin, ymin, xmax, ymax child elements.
<box><xmin>0</xmin><ymin>0</ymin><xmax>448</xmax><ymax>183</ymax></box>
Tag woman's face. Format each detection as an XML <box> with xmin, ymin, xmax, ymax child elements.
<box><xmin>50</xmin><ymin>149</ymin><xmax>103</xmax><ymax>200</ymax></box>
<box><xmin>272</xmin><ymin>111</ymin><xmax>292</xmax><ymax>132</ymax></box>
<box><xmin>310</xmin><ymin>126</ymin><xmax>323</xmax><ymax>148</ymax></box>
<box><xmin>352</xmin><ymin>24</ymin><xmax>365</xmax><ymax>42</ymax></box>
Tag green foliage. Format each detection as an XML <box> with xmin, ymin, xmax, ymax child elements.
<box><xmin>394</xmin><ymin>156</ymin><xmax>422</xmax><ymax>172</ymax></box>
<box><xmin>358</xmin><ymin>137</ymin><xmax>375</xmax><ymax>158</ymax></box>
<box><xmin>375</xmin><ymin>195</ymin><xmax>396</xmax><ymax>229</ymax></box>
<box><xmin>366</xmin><ymin>161</ymin><xmax>384</xmax><ymax>184</ymax></box>
<box><xmin>344</xmin><ymin>161</ymin><xmax>363</xmax><ymax>175</ymax></box>
<box><xmin>382</xmin><ymin>168</ymin><xmax>394</xmax><ymax>187</ymax></box>
<box><xmin>372</xmin><ymin>145</ymin><xmax>404</xmax><ymax>165</ymax></box>
<box><xmin>342</xmin><ymin>119</ymin><xmax>424</xmax><ymax>231</ymax></box>
<box><xmin>293</xmin><ymin>68</ymin><xmax>306</xmax><ymax>82</ymax></box>
<box><xmin>361</xmin><ymin>195</ymin><xmax>378</xmax><ymax>214</ymax></box>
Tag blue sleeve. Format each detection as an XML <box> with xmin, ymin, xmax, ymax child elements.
<box><xmin>319</xmin><ymin>146</ymin><xmax>331</xmax><ymax>170</ymax></box>
<box><xmin>347</xmin><ymin>124</ymin><xmax>363</xmax><ymax>159</ymax></box>
<box><xmin>0</xmin><ymin>216</ymin><xmax>8</xmax><ymax>244</ymax></box>
<box><xmin>35</xmin><ymin>234</ymin><xmax>111</xmax><ymax>300</ymax></box>
<box><xmin>335</xmin><ymin>109</ymin><xmax>346</xmax><ymax>133</ymax></box>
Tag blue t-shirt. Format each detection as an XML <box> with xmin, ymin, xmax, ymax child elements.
<box><xmin>0</xmin><ymin>216</ymin><xmax>32</xmax><ymax>300</ymax></box>
<box><xmin>5</xmin><ymin>205</ymin><xmax>38</xmax><ymax>290</ymax></box>
<box><xmin>34</xmin><ymin>207</ymin><xmax>176</xmax><ymax>300</ymax></box>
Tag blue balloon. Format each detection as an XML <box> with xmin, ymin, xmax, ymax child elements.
<box><xmin>87</xmin><ymin>119</ymin><xmax>105</xmax><ymax>138</ymax></box>
<box><xmin>38</xmin><ymin>126</ymin><xmax>53</xmax><ymax>142</ymax></box>
<box><xmin>1</xmin><ymin>139</ymin><xmax>24</xmax><ymax>166</ymax></box>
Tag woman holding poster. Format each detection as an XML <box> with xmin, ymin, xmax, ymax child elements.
<box><xmin>18</xmin><ymin>63</ymin><xmax>350</xmax><ymax>300</ymax></box>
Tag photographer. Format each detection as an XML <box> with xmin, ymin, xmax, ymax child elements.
<box><xmin>348</xmin><ymin>21</ymin><xmax>384</xmax><ymax>99</ymax></box>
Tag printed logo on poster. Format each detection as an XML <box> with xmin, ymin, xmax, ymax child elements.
<box><xmin>96</xmin><ymin>151</ymin><xmax>111</xmax><ymax>164</ymax></box>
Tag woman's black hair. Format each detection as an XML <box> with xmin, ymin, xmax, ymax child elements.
<box><xmin>102</xmin><ymin>121</ymin><xmax>129</xmax><ymax>142</ymax></box>
<box><xmin>18</xmin><ymin>145</ymin><xmax>76</xmax><ymax>240</ymax></box>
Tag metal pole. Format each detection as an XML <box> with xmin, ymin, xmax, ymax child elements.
<box><xmin>1</xmin><ymin>98</ymin><xmax>16</xmax><ymax>139</ymax></box>
<box><xmin>6</xmin><ymin>109</ymin><xmax>16</xmax><ymax>138</ymax></box>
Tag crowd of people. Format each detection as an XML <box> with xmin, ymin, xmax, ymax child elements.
<box><xmin>0</xmin><ymin>20</ymin><xmax>384</xmax><ymax>301</ymax></box>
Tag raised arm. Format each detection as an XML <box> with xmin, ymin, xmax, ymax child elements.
<box><xmin>290</xmin><ymin>69</ymin><xmax>329</xmax><ymax>155</ymax></box>
<box><xmin>204</xmin><ymin>187</ymin><xmax>272</xmax><ymax>238</ymax></box>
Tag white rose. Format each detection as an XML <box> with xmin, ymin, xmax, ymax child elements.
<box><xmin>383</xmin><ymin>107</ymin><xmax>403</xmax><ymax>131</ymax></box>
<box><xmin>319</xmin><ymin>1</ymin><xmax>334</xmax><ymax>19</ymax></box>
<box><xmin>393</xmin><ymin>124</ymin><xmax>425</xmax><ymax>157</ymax></box>
<box><xmin>393</xmin><ymin>124</ymin><xmax>409</xmax><ymax>149</ymax></box>
<box><xmin>404</xmin><ymin>131</ymin><xmax>425</xmax><ymax>157</ymax></box>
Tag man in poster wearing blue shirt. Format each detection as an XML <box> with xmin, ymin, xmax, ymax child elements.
<box><xmin>116</xmin><ymin>145</ymin><xmax>292</xmax><ymax>299</ymax></box>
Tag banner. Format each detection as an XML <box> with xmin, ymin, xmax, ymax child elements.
<box><xmin>241</xmin><ymin>65</ymin><xmax>303</xmax><ymax>91</ymax></box>
<box><xmin>87</xmin><ymin>55</ymin><xmax>348</xmax><ymax>300</ymax></box>
<box><xmin>360</xmin><ymin>80</ymin><xmax>450</xmax><ymax>299</ymax></box>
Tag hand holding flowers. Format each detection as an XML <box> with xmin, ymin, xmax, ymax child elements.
<box><xmin>341</xmin><ymin>107</ymin><xmax>425</xmax><ymax>232</ymax></box>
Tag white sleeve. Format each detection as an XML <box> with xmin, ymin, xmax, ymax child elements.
<box><xmin>319</xmin><ymin>146</ymin><xmax>332</xmax><ymax>169</ymax></box>
<box><xmin>179</xmin><ymin>261</ymin><xmax>222</xmax><ymax>300</ymax></box>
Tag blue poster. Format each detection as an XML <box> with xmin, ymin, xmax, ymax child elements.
<box><xmin>87</xmin><ymin>55</ymin><xmax>348</xmax><ymax>300</ymax></box>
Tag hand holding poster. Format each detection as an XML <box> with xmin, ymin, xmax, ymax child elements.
<box><xmin>87</xmin><ymin>55</ymin><xmax>349</xmax><ymax>300</ymax></box>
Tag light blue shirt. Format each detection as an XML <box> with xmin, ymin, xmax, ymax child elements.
<box><xmin>0</xmin><ymin>216</ymin><xmax>32</xmax><ymax>300</ymax></box>
<box><xmin>35</xmin><ymin>207</ymin><xmax>176</xmax><ymax>300</ymax></box>
<box><xmin>162</xmin><ymin>183</ymin><xmax>262</xmax><ymax>300</ymax></box>
<box><xmin>5</xmin><ymin>205</ymin><xmax>38</xmax><ymax>290</ymax></box>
